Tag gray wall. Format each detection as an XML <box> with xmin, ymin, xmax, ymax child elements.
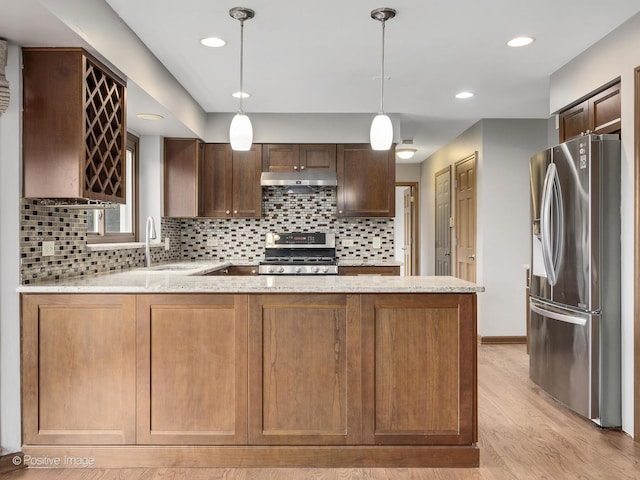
<box><xmin>0</xmin><ymin>43</ymin><xmax>21</xmax><ymax>453</ymax></box>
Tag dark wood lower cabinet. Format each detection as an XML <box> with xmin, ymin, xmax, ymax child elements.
<box><xmin>21</xmin><ymin>291</ymin><xmax>478</xmax><ymax>467</ymax></box>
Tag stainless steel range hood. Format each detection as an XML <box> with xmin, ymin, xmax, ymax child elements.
<box><xmin>260</xmin><ymin>171</ymin><xmax>337</xmax><ymax>188</ymax></box>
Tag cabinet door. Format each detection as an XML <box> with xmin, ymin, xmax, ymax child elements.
<box><xmin>337</xmin><ymin>144</ymin><xmax>396</xmax><ymax>217</ymax></box>
<box><xmin>136</xmin><ymin>295</ymin><xmax>248</xmax><ymax>445</ymax></box>
<box><xmin>164</xmin><ymin>138</ymin><xmax>202</xmax><ymax>217</ymax></box>
<box><xmin>299</xmin><ymin>144</ymin><xmax>337</xmax><ymax>172</ymax></box>
<box><xmin>559</xmin><ymin>101</ymin><xmax>589</xmax><ymax>142</ymax></box>
<box><xmin>22</xmin><ymin>294</ymin><xmax>136</xmax><ymax>445</ymax></box>
<box><xmin>200</xmin><ymin>143</ymin><xmax>233</xmax><ymax>217</ymax></box>
<box><xmin>233</xmin><ymin>145</ymin><xmax>263</xmax><ymax>217</ymax></box>
<box><xmin>589</xmin><ymin>82</ymin><xmax>621</xmax><ymax>135</ymax></box>
<box><xmin>262</xmin><ymin>144</ymin><xmax>300</xmax><ymax>172</ymax></box>
<box><xmin>361</xmin><ymin>294</ymin><xmax>476</xmax><ymax>445</ymax></box>
<box><xmin>248</xmin><ymin>294</ymin><xmax>362</xmax><ymax>445</ymax></box>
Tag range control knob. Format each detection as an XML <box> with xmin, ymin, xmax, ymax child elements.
<box><xmin>267</xmin><ymin>266</ymin><xmax>275</xmax><ymax>274</ymax></box>
<box><xmin>311</xmin><ymin>266</ymin><xmax>320</xmax><ymax>274</ymax></box>
<box><xmin>295</xmin><ymin>266</ymin><xmax>302</xmax><ymax>274</ymax></box>
<box><xmin>321</xmin><ymin>266</ymin><xmax>329</xmax><ymax>274</ymax></box>
<box><xmin>278</xmin><ymin>266</ymin><xmax>285</xmax><ymax>273</ymax></box>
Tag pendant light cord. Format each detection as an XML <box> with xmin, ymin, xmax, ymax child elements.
<box><xmin>380</xmin><ymin>18</ymin><xmax>385</xmax><ymax>114</ymax></box>
<box><xmin>239</xmin><ymin>19</ymin><xmax>245</xmax><ymax>114</ymax></box>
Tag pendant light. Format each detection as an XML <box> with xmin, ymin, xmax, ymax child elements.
<box><xmin>370</xmin><ymin>8</ymin><xmax>396</xmax><ymax>151</ymax></box>
<box><xmin>229</xmin><ymin>7</ymin><xmax>255</xmax><ymax>151</ymax></box>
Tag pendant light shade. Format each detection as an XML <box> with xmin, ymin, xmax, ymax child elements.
<box><xmin>370</xmin><ymin>113</ymin><xmax>393</xmax><ymax>151</ymax></box>
<box><xmin>229</xmin><ymin>112</ymin><xmax>253</xmax><ymax>151</ymax></box>
<box><xmin>229</xmin><ymin>7</ymin><xmax>255</xmax><ymax>151</ymax></box>
<box><xmin>370</xmin><ymin>8</ymin><xmax>395</xmax><ymax>151</ymax></box>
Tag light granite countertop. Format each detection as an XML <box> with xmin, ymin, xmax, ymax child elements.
<box><xmin>17</xmin><ymin>261</ymin><xmax>483</xmax><ymax>294</ymax></box>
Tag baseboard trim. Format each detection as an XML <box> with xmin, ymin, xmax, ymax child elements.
<box><xmin>478</xmin><ymin>335</ymin><xmax>527</xmax><ymax>345</ymax></box>
<box><xmin>22</xmin><ymin>445</ymin><xmax>480</xmax><ymax>468</ymax></box>
<box><xmin>0</xmin><ymin>452</ymin><xmax>26</xmax><ymax>474</ymax></box>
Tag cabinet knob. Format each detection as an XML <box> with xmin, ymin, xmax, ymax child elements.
<box><xmin>293</xmin><ymin>165</ymin><xmax>298</xmax><ymax>170</ymax></box>
<box><xmin>300</xmin><ymin>165</ymin><xmax>306</xmax><ymax>170</ymax></box>
<box><xmin>225</xmin><ymin>210</ymin><xmax>231</xmax><ymax>215</ymax></box>
<box><xmin>234</xmin><ymin>210</ymin><xmax>238</xmax><ymax>215</ymax></box>
<box><xmin>338</xmin><ymin>210</ymin><xmax>343</xmax><ymax>214</ymax></box>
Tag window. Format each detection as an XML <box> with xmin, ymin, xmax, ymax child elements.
<box><xmin>87</xmin><ymin>134</ymin><xmax>139</xmax><ymax>243</ymax></box>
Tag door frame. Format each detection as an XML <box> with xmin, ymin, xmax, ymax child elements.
<box><xmin>396</xmin><ymin>182</ymin><xmax>419</xmax><ymax>275</ymax></box>
<box><xmin>634</xmin><ymin>65</ymin><xmax>640</xmax><ymax>442</ymax></box>
<box><xmin>454</xmin><ymin>153</ymin><xmax>477</xmax><ymax>282</ymax></box>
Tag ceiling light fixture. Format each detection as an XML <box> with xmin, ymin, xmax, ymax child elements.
<box><xmin>136</xmin><ymin>113</ymin><xmax>164</xmax><ymax>121</ymax></box>
<box><xmin>396</xmin><ymin>139</ymin><xmax>416</xmax><ymax>160</ymax></box>
<box><xmin>200</xmin><ymin>36</ymin><xmax>226</xmax><ymax>48</ymax></box>
<box><xmin>455</xmin><ymin>91</ymin><xmax>474</xmax><ymax>99</ymax></box>
<box><xmin>229</xmin><ymin>7</ymin><xmax>255</xmax><ymax>151</ymax></box>
<box><xmin>370</xmin><ymin>7</ymin><xmax>396</xmax><ymax>151</ymax></box>
<box><xmin>507</xmin><ymin>36</ymin><xmax>534</xmax><ymax>47</ymax></box>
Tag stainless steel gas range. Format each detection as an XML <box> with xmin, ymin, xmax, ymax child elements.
<box><xmin>258</xmin><ymin>232</ymin><xmax>338</xmax><ymax>275</ymax></box>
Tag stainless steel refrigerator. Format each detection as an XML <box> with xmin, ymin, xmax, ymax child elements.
<box><xmin>529</xmin><ymin>134</ymin><xmax>621</xmax><ymax>427</ymax></box>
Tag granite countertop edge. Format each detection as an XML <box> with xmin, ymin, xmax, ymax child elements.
<box><xmin>17</xmin><ymin>261</ymin><xmax>484</xmax><ymax>294</ymax></box>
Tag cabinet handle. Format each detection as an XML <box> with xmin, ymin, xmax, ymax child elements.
<box><xmin>225</xmin><ymin>210</ymin><xmax>231</xmax><ymax>215</ymax></box>
<box><xmin>300</xmin><ymin>165</ymin><xmax>305</xmax><ymax>170</ymax></box>
<box><xmin>234</xmin><ymin>210</ymin><xmax>238</xmax><ymax>215</ymax></box>
<box><xmin>293</xmin><ymin>165</ymin><xmax>298</xmax><ymax>170</ymax></box>
<box><xmin>338</xmin><ymin>210</ymin><xmax>343</xmax><ymax>214</ymax></box>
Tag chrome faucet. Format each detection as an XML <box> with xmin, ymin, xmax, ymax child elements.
<box><xmin>145</xmin><ymin>216</ymin><xmax>157</xmax><ymax>267</ymax></box>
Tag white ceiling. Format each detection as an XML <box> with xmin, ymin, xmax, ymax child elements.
<box><xmin>2</xmin><ymin>0</ymin><xmax>640</xmax><ymax>162</ymax></box>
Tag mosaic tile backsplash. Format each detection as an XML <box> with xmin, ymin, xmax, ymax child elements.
<box><xmin>20</xmin><ymin>188</ymin><xmax>394</xmax><ymax>284</ymax></box>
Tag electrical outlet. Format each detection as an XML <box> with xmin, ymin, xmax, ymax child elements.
<box><xmin>372</xmin><ymin>237</ymin><xmax>381</xmax><ymax>249</ymax></box>
<box><xmin>207</xmin><ymin>238</ymin><xmax>219</xmax><ymax>247</ymax></box>
<box><xmin>342</xmin><ymin>239</ymin><xmax>354</xmax><ymax>247</ymax></box>
<box><xmin>42</xmin><ymin>241</ymin><xmax>55</xmax><ymax>256</ymax></box>
<box><xmin>164</xmin><ymin>237</ymin><xmax>170</xmax><ymax>250</ymax></box>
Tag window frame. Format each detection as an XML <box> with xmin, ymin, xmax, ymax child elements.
<box><xmin>87</xmin><ymin>133</ymin><xmax>139</xmax><ymax>244</ymax></box>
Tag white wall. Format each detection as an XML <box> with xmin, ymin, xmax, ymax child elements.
<box><xmin>479</xmin><ymin>119</ymin><xmax>548</xmax><ymax>338</ymax></box>
<box><xmin>550</xmin><ymin>11</ymin><xmax>640</xmax><ymax>437</ymax></box>
<box><xmin>138</xmin><ymin>136</ymin><xmax>163</xmax><ymax>243</ymax></box>
<box><xmin>0</xmin><ymin>43</ymin><xmax>22</xmax><ymax>453</ymax></box>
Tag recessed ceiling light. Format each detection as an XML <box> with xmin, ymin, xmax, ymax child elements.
<box><xmin>200</xmin><ymin>36</ymin><xmax>226</xmax><ymax>48</ymax></box>
<box><xmin>232</xmin><ymin>91</ymin><xmax>251</xmax><ymax>99</ymax></box>
<box><xmin>456</xmin><ymin>91</ymin><xmax>474</xmax><ymax>99</ymax></box>
<box><xmin>507</xmin><ymin>36</ymin><xmax>535</xmax><ymax>47</ymax></box>
<box><xmin>136</xmin><ymin>113</ymin><xmax>164</xmax><ymax>121</ymax></box>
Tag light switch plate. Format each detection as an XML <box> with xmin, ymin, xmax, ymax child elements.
<box><xmin>42</xmin><ymin>241</ymin><xmax>55</xmax><ymax>256</ymax></box>
<box><xmin>372</xmin><ymin>237</ymin><xmax>381</xmax><ymax>249</ymax></box>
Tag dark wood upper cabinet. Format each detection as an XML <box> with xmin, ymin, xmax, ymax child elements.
<box><xmin>199</xmin><ymin>143</ymin><xmax>262</xmax><ymax>218</ymax></box>
<box><xmin>22</xmin><ymin>48</ymin><xmax>127</xmax><ymax>203</ymax></box>
<box><xmin>263</xmin><ymin>144</ymin><xmax>336</xmax><ymax>172</ymax></box>
<box><xmin>559</xmin><ymin>81</ymin><xmax>620</xmax><ymax>142</ymax></box>
<box><xmin>164</xmin><ymin>138</ymin><xmax>202</xmax><ymax>217</ymax></box>
<box><xmin>337</xmin><ymin>144</ymin><xmax>396</xmax><ymax>217</ymax></box>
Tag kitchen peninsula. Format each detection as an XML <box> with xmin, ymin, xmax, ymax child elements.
<box><xmin>19</xmin><ymin>268</ymin><xmax>483</xmax><ymax>468</ymax></box>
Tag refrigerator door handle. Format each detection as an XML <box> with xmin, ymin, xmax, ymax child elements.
<box><xmin>530</xmin><ymin>302</ymin><xmax>587</xmax><ymax>326</ymax></box>
<box><xmin>540</xmin><ymin>163</ymin><xmax>557</xmax><ymax>285</ymax></box>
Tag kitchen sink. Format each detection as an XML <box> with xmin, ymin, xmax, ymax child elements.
<box><xmin>147</xmin><ymin>264</ymin><xmax>198</xmax><ymax>271</ymax></box>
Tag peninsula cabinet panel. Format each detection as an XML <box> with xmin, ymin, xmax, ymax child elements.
<box><xmin>337</xmin><ymin>144</ymin><xmax>396</xmax><ymax>217</ymax></box>
<box><xmin>361</xmin><ymin>294</ymin><xmax>476</xmax><ymax>445</ymax></box>
<box><xmin>21</xmin><ymin>294</ymin><xmax>136</xmax><ymax>445</ymax></box>
<box><xmin>136</xmin><ymin>295</ymin><xmax>248</xmax><ymax>445</ymax></box>
<box><xmin>164</xmin><ymin>138</ymin><xmax>203</xmax><ymax>217</ymax></box>
<box><xmin>248</xmin><ymin>294</ymin><xmax>362</xmax><ymax>445</ymax></box>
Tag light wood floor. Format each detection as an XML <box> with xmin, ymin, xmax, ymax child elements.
<box><xmin>9</xmin><ymin>344</ymin><xmax>640</xmax><ymax>479</ymax></box>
